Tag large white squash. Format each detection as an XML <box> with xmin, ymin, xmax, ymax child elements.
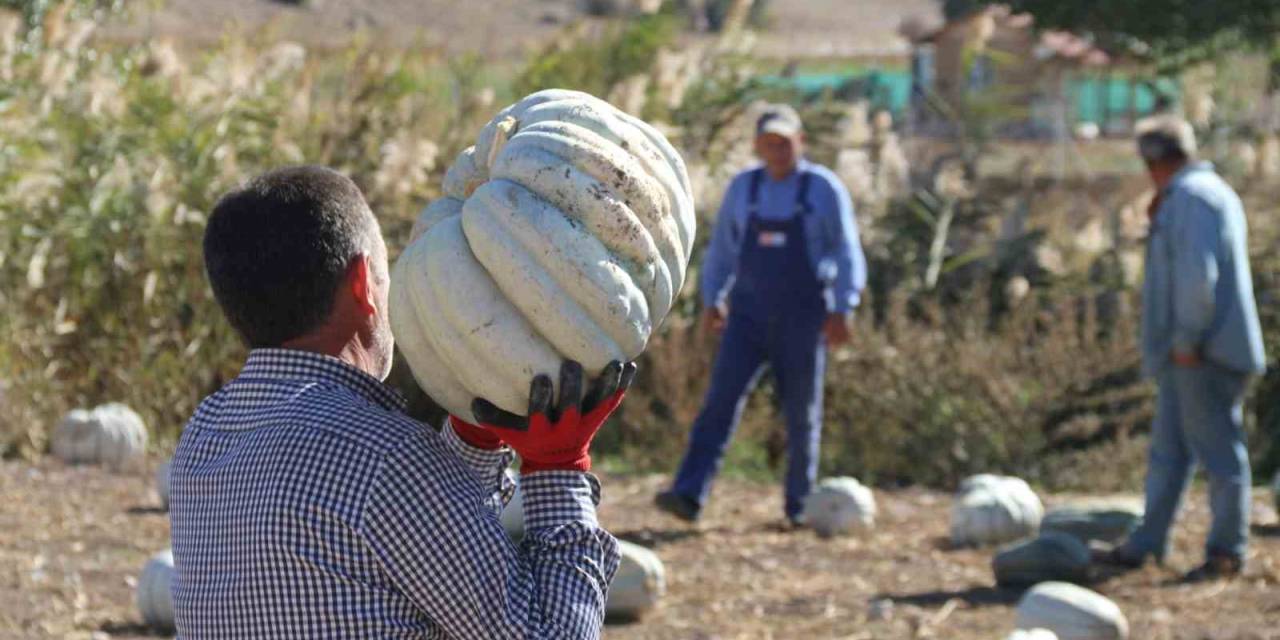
<box><xmin>392</xmin><ymin>89</ymin><xmax>695</xmax><ymax>418</ymax></box>
<box><xmin>950</xmin><ymin>474</ymin><xmax>1043</xmax><ymax>547</ymax></box>
<box><xmin>801</xmin><ymin>476</ymin><xmax>876</xmax><ymax>537</ymax></box>
<box><xmin>1015</xmin><ymin>582</ymin><xmax>1128</xmax><ymax>640</ymax></box>
<box><xmin>51</xmin><ymin>403</ymin><xmax>148</xmax><ymax>471</ymax></box>
<box><xmin>136</xmin><ymin>549</ymin><xmax>176</xmax><ymax>631</ymax></box>
<box><xmin>606</xmin><ymin>539</ymin><xmax>665</xmax><ymax>621</ymax></box>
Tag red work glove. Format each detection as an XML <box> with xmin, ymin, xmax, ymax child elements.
<box><xmin>470</xmin><ymin>360</ymin><xmax>636</xmax><ymax>474</ymax></box>
<box><xmin>446</xmin><ymin>415</ymin><xmax>505</xmax><ymax>450</ymax></box>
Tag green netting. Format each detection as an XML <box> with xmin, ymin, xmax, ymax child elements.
<box><xmin>759</xmin><ymin>69</ymin><xmax>1179</xmax><ymax>128</ymax></box>
<box><xmin>1072</xmin><ymin>76</ymin><xmax>1181</xmax><ymax>124</ymax></box>
<box><xmin>758</xmin><ymin>70</ymin><xmax>914</xmax><ymax>113</ymax></box>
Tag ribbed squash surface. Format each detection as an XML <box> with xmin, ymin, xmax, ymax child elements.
<box><xmin>391</xmin><ymin>90</ymin><xmax>695</xmax><ymax>417</ymax></box>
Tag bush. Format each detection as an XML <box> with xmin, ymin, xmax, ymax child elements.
<box><xmin>0</xmin><ymin>10</ymin><xmax>496</xmax><ymax>456</ymax></box>
<box><xmin>513</xmin><ymin>12</ymin><xmax>677</xmax><ymax>99</ymax></box>
<box><xmin>601</xmin><ymin>283</ymin><xmax>1154</xmax><ymax>491</ymax></box>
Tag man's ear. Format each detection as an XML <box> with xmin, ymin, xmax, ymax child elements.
<box><xmin>347</xmin><ymin>255</ymin><xmax>377</xmax><ymax>316</ymax></box>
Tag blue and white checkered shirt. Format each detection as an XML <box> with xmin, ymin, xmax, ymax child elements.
<box><xmin>169</xmin><ymin>348</ymin><xmax>620</xmax><ymax>639</ymax></box>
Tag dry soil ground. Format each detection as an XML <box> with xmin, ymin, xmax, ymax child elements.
<box><xmin>1</xmin><ymin>457</ymin><xmax>1278</xmax><ymax>639</ymax></box>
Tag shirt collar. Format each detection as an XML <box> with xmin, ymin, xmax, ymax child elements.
<box><xmin>1164</xmin><ymin>160</ymin><xmax>1212</xmax><ymax>194</ymax></box>
<box><xmin>239</xmin><ymin>348</ymin><xmax>407</xmax><ymax>412</ymax></box>
<box><xmin>760</xmin><ymin>158</ymin><xmax>810</xmax><ymax>183</ymax></box>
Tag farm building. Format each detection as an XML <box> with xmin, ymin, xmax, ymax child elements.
<box><xmin>903</xmin><ymin>4</ymin><xmax>1177</xmax><ymax>138</ymax></box>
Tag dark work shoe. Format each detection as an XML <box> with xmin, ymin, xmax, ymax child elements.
<box><xmin>654</xmin><ymin>490</ymin><xmax>700</xmax><ymax>523</ymax></box>
<box><xmin>1182</xmin><ymin>554</ymin><xmax>1243</xmax><ymax>583</ymax></box>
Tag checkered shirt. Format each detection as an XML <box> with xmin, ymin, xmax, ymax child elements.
<box><xmin>169</xmin><ymin>348</ymin><xmax>620</xmax><ymax>639</ymax></box>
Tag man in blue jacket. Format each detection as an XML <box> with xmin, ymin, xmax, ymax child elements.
<box><xmin>1101</xmin><ymin>116</ymin><xmax>1266</xmax><ymax>580</ymax></box>
<box><xmin>656</xmin><ymin>104</ymin><xmax>867</xmax><ymax>525</ymax></box>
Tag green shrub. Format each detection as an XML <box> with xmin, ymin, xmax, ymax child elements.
<box><xmin>0</xmin><ymin>11</ymin><xmax>493</xmax><ymax>456</ymax></box>
<box><xmin>513</xmin><ymin>12</ymin><xmax>677</xmax><ymax>98</ymax></box>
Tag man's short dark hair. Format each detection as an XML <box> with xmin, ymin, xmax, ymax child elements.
<box><xmin>204</xmin><ymin>166</ymin><xmax>376</xmax><ymax>348</ymax></box>
<box><xmin>1136</xmin><ymin>115</ymin><xmax>1196</xmax><ymax>165</ymax></box>
<box><xmin>1137</xmin><ymin>131</ymin><xmax>1189</xmax><ymax>164</ymax></box>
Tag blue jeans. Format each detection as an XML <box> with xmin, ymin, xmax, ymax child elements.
<box><xmin>1126</xmin><ymin>362</ymin><xmax>1251</xmax><ymax>561</ymax></box>
<box><xmin>670</xmin><ymin>310</ymin><xmax>826</xmax><ymax>520</ymax></box>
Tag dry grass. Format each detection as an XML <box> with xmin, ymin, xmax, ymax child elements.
<box><xmin>2</xmin><ymin>457</ymin><xmax>1278</xmax><ymax>639</ymax></box>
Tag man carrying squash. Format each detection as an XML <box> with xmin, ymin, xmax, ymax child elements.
<box><xmin>169</xmin><ymin>165</ymin><xmax>630</xmax><ymax>638</ymax></box>
<box><xmin>1097</xmin><ymin>117</ymin><xmax>1266</xmax><ymax>581</ymax></box>
<box><xmin>655</xmin><ymin>104</ymin><xmax>867</xmax><ymax>526</ymax></box>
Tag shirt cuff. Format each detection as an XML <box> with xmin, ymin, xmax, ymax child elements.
<box><xmin>441</xmin><ymin>421</ymin><xmax>515</xmax><ymax>480</ymax></box>
<box><xmin>519</xmin><ymin>471</ymin><xmax>602</xmax><ymax>530</ymax></box>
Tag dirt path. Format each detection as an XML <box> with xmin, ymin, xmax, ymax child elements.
<box><xmin>1</xmin><ymin>458</ymin><xmax>1277</xmax><ymax>639</ymax></box>
<box><xmin>98</xmin><ymin>0</ymin><xmax>585</xmax><ymax>57</ymax></box>
<box><xmin>97</xmin><ymin>0</ymin><xmax>941</xmax><ymax>60</ymax></box>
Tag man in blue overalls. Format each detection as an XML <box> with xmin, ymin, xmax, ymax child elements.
<box><xmin>656</xmin><ymin>104</ymin><xmax>867</xmax><ymax>525</ymax></box>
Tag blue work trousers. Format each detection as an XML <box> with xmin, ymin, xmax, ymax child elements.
<box><xmin>1126</xmin><ymin>363</ymin><xmax>1252</xmax><ymax>561</ymax></box>
<box><xmin>672</xmin><ymin>310</ymin><xmax>826</xmax><ymax>520</ymax></box>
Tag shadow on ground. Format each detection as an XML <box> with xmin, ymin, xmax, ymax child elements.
<box><xmin>878</xmin><ymin>585</ymin><xmax>1023</xmax><ymax>609</ymax></box>
<box><xmin>100</xmin><ymin>621</ymin><xmax>169</xmax><ymax>637</ymax></box>
<box><xmin>126</xmin><ymin>505</ymin><xmax>167</xmax><ymax>516</ymax></box>
<box><xmin>613</xmin><ymin>527</ymin><xmax>704</xmax><ymax>549</ymax></box>
<box><xmin>1252</xmin><ymin>523</ymin><xmax>1280</xmax><ymax>538</ymax></box>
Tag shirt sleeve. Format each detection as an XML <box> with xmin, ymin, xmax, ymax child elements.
<box><xmin>700</xmin><ymin>175</ymin><xmax>744</xmax><ymax>310</ymax></box>
<box><xmin>441</xmin><ymin>416</ymin><xmax>517</xmax><ymax>512</ymax></box>
<box><xmin>359</xmin><ymin>431</ymin><xmax>620</xmax><ymax>640</ymax></box>
<box><xmin>1168</xmin><ymin>194</ymin><xmax>1221</xmax><ymax>354</ymax></box>
<box><xmin>821</xmin><ymin>174</ymin><xmax>867</xmax><ymax>314</ymax></box>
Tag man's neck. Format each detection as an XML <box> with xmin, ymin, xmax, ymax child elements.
<box><xmin>766</xmin><ymin>163</ymin><xmax>798</xmax><ymax>181</ymax></box>
<box><xmin>281</xmin><ymin>331</ymin><xmax>378</xmax><ymax>378</ymax></box>
<box><xmin>1152</xmin><ymin>159</ymin><xmax>1190</xmax><ymax>191</ymax></box>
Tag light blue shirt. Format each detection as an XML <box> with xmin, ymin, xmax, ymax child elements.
<box><xmin>1141</xmin><ymin>162</ymin><xmax>1266</xmax><ymax>377</ymax></box>
<box><xmin>700</xmin><ymin>160</ymin><xmax>867</xmax><ymax>314</ymax></box>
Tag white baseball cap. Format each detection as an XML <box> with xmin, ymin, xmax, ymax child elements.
<box><xmin>756</xmin><ymin>104</ymin><xmax>803</xmax><ymax>137</ymax></box>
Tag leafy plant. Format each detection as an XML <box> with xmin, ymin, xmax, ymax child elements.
<box><xmin>513</xmin><ymin>12</ymin><xmax>678</xmax><ymax>98</ymax></box>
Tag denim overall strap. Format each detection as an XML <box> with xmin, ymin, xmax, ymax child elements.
<box><xmin>728</xmin><ymin>168</ymin><xmax>823</xmax><ymax>320</ymax></box>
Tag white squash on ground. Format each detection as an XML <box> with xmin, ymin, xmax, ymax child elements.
<box><xmin>606</xmin><ymin>540</ymin><xmax>665</xmax><ymax>621</ymax></box>
<box><xmin>136</xmin><ymin>549</ymin><xmax>176</xmax><ymax>631</ymax></box>
<box><xmin>1040</xmin><ymin>499</ymin><xmax>1142</xmax><ymax>546</ymax></box>
<box><xmin>156</xmin><ymin>459</ymin><xmax>172</xmax><ymax>510</ymax></box>
<box><xmin>499</xmin><ymin>468</ymin><xmax>524</xmax><ymax>540</ymax></box>
<box><xmin>1015</xmin><ymin>582</ymin><xmax>1129</xmax><ymax>640</ymax></box>
<box><xmin>392</xmin><ymin>89</ymin><xmax>696</xmax><ymax>418</ymax></box>
<box><xmin>801</xmin><ymin>476</ymin><xmax>876</xmax><ymax>537</ymax></box>
<box><xmin>51</xmin><ymin>403</ymin><xmax>148</xmax><ymax>471</ymax></box>
<box><xmin>993</xmin><ymin>531</ymin><xmax>1091</xmax><ymax>587</ymax></box>
<box><xmin>1008</xmin><ymin>630</ymin><xmax>1059</xmax><ymax>640</ymax></box>
<box><xmin>950</xmin><ymin>474</ymin><xmax>1043</xmax><ymax>547</ymax></box>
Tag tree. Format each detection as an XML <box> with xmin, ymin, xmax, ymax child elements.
<box><xmin>986</xmin><ymin>0</ymin><xmax>1280</xmax><ymax>72</ymax></box>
